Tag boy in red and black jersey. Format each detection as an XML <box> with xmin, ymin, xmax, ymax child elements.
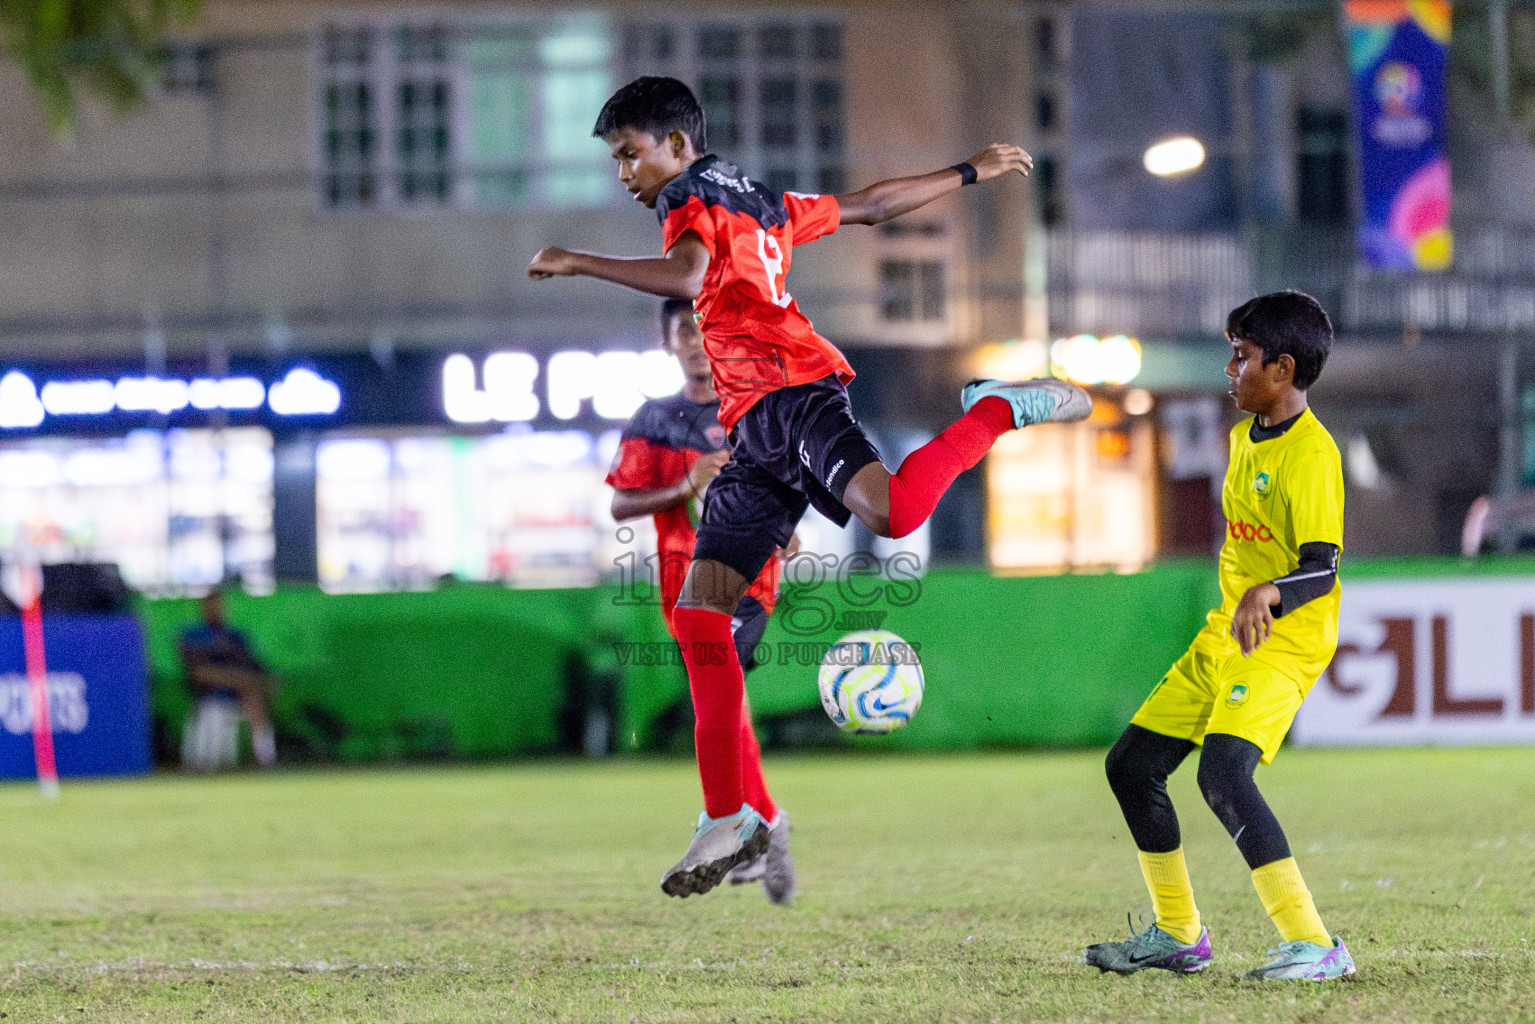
<box><xmin>606</xmin><ymin>298</ymin><xmax>781</xmax><ymax>661</ymax></box>
<box><xmin>606</xmin><ymin>297</ymin><xmax>794</xmax><ymax>902</ymax></box>
<box><xmin>530</xmin><ymin>77</ymin><xmax>1090</xmax><ymax>898</ymax></box>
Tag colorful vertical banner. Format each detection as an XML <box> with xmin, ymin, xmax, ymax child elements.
<box><xmin>1345</xmin><ymin>1</ymin><xmax>1453</xmax><ymax>271</ymax></box>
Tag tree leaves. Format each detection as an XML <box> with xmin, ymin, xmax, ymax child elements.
<box><xmin>0</xmin><ymin>0</ymin><xmax>204</xmax><ymax>134</ymax></box>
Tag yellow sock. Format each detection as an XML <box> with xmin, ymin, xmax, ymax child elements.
<box><xmin>1137</xmin><ymin>848</ymin><xmax>1201</xmax><ymax>945</ymax></box>
<box><xmin>1251</xmin><ymin>857</ymin><xmax>1331</xmax><ymax>946</ymax></box>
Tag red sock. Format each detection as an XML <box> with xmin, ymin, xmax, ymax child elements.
<box><xmin>672</xmin><ymin>607</ymin><xmax>746</xmax><ymax>819</ymax></box>
<box><xmin>888</xmin><ymin>396</ymin><xmax>1013</xmax><ymax>538</ymax></box>
<box><xmin>738</xmin><ymin>705</ymin><xmax>777</xmax><ymax>823</ymax></box>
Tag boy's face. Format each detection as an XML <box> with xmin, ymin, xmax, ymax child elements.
<box><xmin>1225</xmin><ymin>334</ymin><xmax>1293</xmax><ymax>414</ymax></box>
<box><xmin>605</xmin><ymin>127</ymin><xmax>693</xmax><ymax>209</ymax></box>
<box><xmin>663</xmin><ymin>312</ymin><xmax>711</xmax><ymax>377</ymax></box>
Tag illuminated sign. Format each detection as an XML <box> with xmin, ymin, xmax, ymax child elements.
<box><xmin>444</xmin><ymin>350</ymin><xmax>683</xmax><ymax>425</ymax></box>
<box><xmin>0</xmin><ymin>372</ymin><xmax>44</xmax><ymax>428</ymax></box>
<box><xmin>443</xmin><ymin>352</ymin><xmax>540</xmax><ymax>424</ymax></box>
<box><xmin>0</xmin><ymin>369</ymin><xmax>341</xmax><ymax>429</ymax></box>
<box><xmin>267</xmin><ymin>368</ymin><xmax>341</xmax><ymax>416</ymax></box>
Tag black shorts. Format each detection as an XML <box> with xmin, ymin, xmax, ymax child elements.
<box><xmin>694</xmin><ymin>375</ymin><xmax>883</xmax><ymax>582</ymax></box>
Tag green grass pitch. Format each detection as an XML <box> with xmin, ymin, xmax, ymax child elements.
<box><xmin>0</xmin><ymin>747</ymin><xmax>1530</xmax><ymax>1022</ymax></box>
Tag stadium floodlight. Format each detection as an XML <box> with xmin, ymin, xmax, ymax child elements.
<box><xmin>1143</xmin><ymin>136</ymin><xmax>1205</xmax><ymax>177</ymax></box>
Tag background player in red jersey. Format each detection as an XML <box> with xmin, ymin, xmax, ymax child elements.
<box><xmin>606</xmin><ymin>297</ymin><xmax>793</xmax><ymax>902</ymax></box>
<box><xmin>530</xmin><ymin>77</ymin><xmax>1090</xmax><ymax>898</ymax></box>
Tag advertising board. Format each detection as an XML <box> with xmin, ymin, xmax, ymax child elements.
<box><xmin>0</xmin><ymin>615</ymin><xmax>150</xmax><ymax>777</ymax></box>
<box><xmin>1293</xmin><ymin>578</ymin><xmax>1535</xmax><ymax>746</ymax></box>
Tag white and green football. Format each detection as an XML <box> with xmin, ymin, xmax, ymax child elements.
<box><xmin>817</xmin><ymin>629</ymin><xmax>924</xmax><ymax>734</ymax></box>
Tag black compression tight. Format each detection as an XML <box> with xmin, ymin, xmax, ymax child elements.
<box><xmin>1196</xmin><ymin>732</ymin><xmax>1292</xmax><ymax>869</ymax></box>
<box><xmin>1105</xmin><ymin>725</ymin><xmax>1194</xmax><ymax>854</ymax></box>
<box><xmin>1104</xmin><ymin>724</ymin><xmax>1292</xmax><ymax>869</ymax></box>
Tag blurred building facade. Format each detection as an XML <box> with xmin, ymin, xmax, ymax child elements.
<box><xmin>0</xmin><ymin>0</ymin><xmax>1531</xmax><ymax>593</ymax></box>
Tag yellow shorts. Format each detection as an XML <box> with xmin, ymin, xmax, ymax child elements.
<box><xmin>1129</xmin><ymin>629</ymin><xmax>1319</xmax><ymax>765</ymax></box>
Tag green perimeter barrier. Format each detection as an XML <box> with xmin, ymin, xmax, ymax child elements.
<box><xmin>140</xmin><ymin>563</ymin><xmax>1223</xmax><ymax>760</ymax></box>
<box><xmin>141</xmin><ymin>584</ymin><xmax>680</xmax><ymax>761</ymax></box>
<box><xmin>145</xmin><ymin>556</ymin><xmax>1535</xmax><ymax>761</ymax></box>
<box><xmin>742</xmin><ymin>561</ymin><xmax>1221</xmax><ymax>749</ymax></box>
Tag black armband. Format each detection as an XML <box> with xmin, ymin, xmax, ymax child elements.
<box><xmin>1271</xmin><ymin>542</ymin><xmax>1340</xmax><ymax>618</ymax></box>
<box><xmin>950</xmin><ymin>162</ymin><xmax>978</xmax><ymax>186</ymax></box>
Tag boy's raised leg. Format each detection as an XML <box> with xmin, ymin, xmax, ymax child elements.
<box><xmin>845</xmin><ymin>379</ymin><xmax>1090</xmax><ymax>541</ymax></box>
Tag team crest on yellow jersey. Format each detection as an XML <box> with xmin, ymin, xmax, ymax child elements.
<box><xmin>1253</xmin><ymin>471</ymin><xmax>1272</xmax><ymax>495</ymax></box>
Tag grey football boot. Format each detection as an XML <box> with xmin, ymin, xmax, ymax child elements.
<box><xmin>661</xmin><ymin>803</ymin><xmax>770</xmax><ymax>898</ymax></box>
<box><xmin>961</xmin><ymin>377</ymin><xmax>1092</xmax><ymax>427</ymax></box>
<box><xmin>1084</xmin><ymin>917</ymin><xmax>1213</xmax><ymax>975</ymax></box>
<box><xmin>724</xmin><ymin>811</ymin><xmax>795</xmax><ymax>905</ymax></box>
<box><xmin>761</xmin><ymin>812</ymin><xmax>795</xmax><ymax>905</ymax></box>
<box><xmin>724</xmin><ymin>853</ymin><xmax>765</xmax><ymax>885</ymax></box>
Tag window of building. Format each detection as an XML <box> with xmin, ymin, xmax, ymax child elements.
<box><xmin>1034</xmin><ymin>155</ymin><xmax>1063</xmax><ymax>227</ymax></box>
<box><xmin>1296</xmin><ymin>106</ymin><xmax>1349</xmax><ymax>225</ymax></box>
<box><xmin>622</xmin><ymin>15</ymin><xmax>846</xmax><ymax>194</ymax></box>
<box><xmin>159</xmin><ymin>42</ymin><xmax>215</xmax><ymax>96</ymax></box>
<box><xmin>1028</xmin><ymin>12</ymin><xmax>1068</xmax><ymax>226</ymax></box>
<box><xmin>321</xmin><ymin>26</ymin><xmax>382</xmax><ymax>209</ymax></box>
<box><xmin>393</xmin><ymin>24</ymin><xmax>453</xmax><ymax>204</ymax></box>
<box><xmin>1034</xmin><ymin>91</ymin><xmax>1057</xmax><ymax>134</ymax></box>
<box><xmin>880</xmin><ymin>260</ymin><xmax>945</xmax><ymax>322</ymax></box>
<box><xmin>1033</xmin><ymin>16</ymin><xmax>1060</xmax><ymax>72</ymax></box>
<box><xmin>316</xmin><ymin>16</ymin><xmax>614</xmax><ymax>212</ymax></box>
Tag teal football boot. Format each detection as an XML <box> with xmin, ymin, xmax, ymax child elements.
<box><xmin>961</xmin><ymin>377</ymin><xmax>1091</xmax><ymax>427</ymax></box>
<box><xmin>1246</xmin><ymin>936</ymin><xmax>1356</xmax><ymax>981</ymax></box>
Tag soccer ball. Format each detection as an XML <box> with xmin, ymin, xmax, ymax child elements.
<box><xmin>817</xmin><ymin>629</ymin><xmax>924</xmax><ymax>734</ymax></box>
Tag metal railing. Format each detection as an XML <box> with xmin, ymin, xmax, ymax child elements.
<box><xmin>1046</xmin><ymin>224</ymin><xmax>1535</xmax><ymax>339</ymax></box>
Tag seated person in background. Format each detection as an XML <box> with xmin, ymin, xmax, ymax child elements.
<box><xmin>179</xmin><ymin>588</ymin><xmax>277</xmax><ymax>769</ymax></box>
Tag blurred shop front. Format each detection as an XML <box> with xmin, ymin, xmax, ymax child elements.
<box><xmin>974</xmin><ymin>335</ymin><xmax>1159</xmax><ymax>575</ymax></box>
<box><xmin>971</xmin><ymin>332</ymin><xmax>1243</xmax><ymax>574</ymax></box>
<box><xmin>0</xmin><ymin>335</ymin><xmax>1238</xmax><ymax>599</ymax></box>
<box><xmin>0</xmin><ymin>345</ymin><xmax>684</xmax><ymax>596</ymax></box>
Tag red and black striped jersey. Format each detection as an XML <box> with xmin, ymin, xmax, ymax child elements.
<box><xmin>606</xmin><ymin>393</ymin><xmax>779</xmax><ymax>629</ymax></box>
<box><xmin>656</xmin><ymin>155</ymin><xmax>854</xmax><ymax>430</ymax></box>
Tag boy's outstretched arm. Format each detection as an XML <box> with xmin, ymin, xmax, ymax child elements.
<box><xmin>836</xmin><ymin>143</ymin><xmax>1032</xmax><ymax>226</ymax></box>
<box><xmin>527</xmin><ymin>232</ymin><xmax>710</xmax><ymax>299</ymax></box>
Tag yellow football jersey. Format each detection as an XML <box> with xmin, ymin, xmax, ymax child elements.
<box><xmin>1197</xmin><ymin>407</ymin><xmax>1344</xmax><ymax>670</ymax></box>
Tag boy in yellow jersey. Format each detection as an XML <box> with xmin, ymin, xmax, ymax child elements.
<box><xmin>1084</xmin><ymin>291</ymin><xmax>1354</xmax><ymax>981</ymax></box>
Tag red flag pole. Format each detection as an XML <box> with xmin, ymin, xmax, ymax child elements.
<box><xmin>17</xmin><ymin>567</ymin><xmax>58</xmax><ymax>800</ymax></box>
